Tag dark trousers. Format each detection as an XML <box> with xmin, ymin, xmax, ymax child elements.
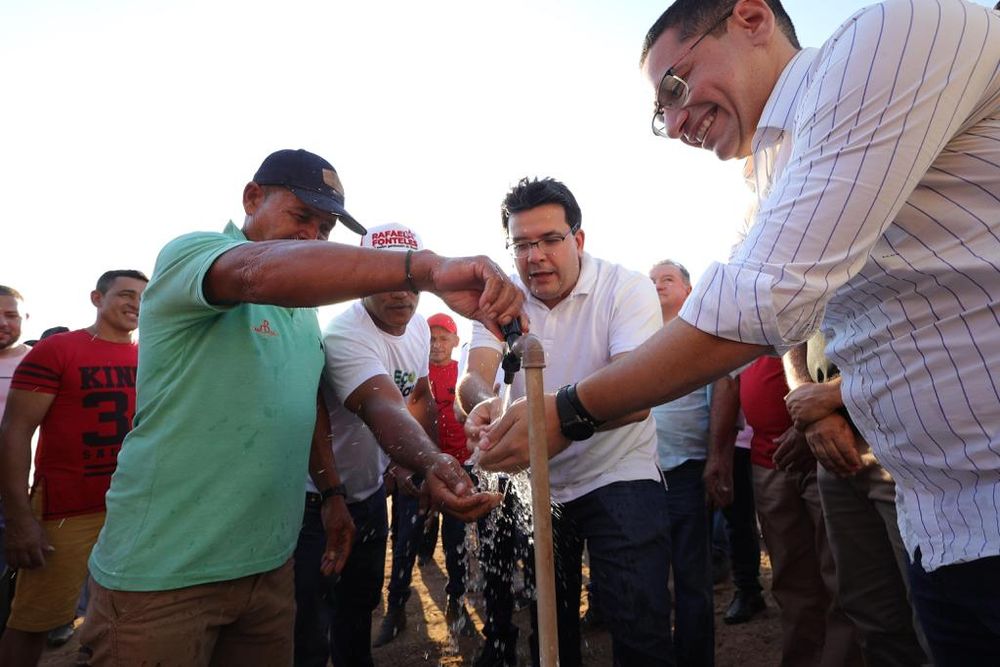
<box><xmin>721</xmin><ymin>447</ymin><xmax>763</xmax><ymax>594</ymax></box>
<box><xmin>293</xmin><ymin>487</ymin><xmax>388</xmax><ymax>667</ymax></box>
<box><xmin>533</xmin><ymin>479</ymin><xmax>674</xmax><ymax>667</ymax></box>
<box><xmin>386</xmin><ymin>490</ymin><xmax>467</xmax><ymax>608</ymax></box>
<box><xmin>909</xmin><ymin>549</ymin><xmax>1000</xmax><ymax>667</ymax></box>
<box><xmin>662</xmin><ymin>460</ymin><xmax>714</xmax><ymax>666</ymax></box>
<box><xmin>817</xmin><ymin>465</ymin><xmax>927</xmax><ymax>665</ymax></box>
<box><xmin>477</xmin><ymin>481</ymin><xmax>532</xmax><ymax>651</ymax></box>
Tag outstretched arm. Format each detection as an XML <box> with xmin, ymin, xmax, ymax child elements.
<box><xmin>478</xmin><ymin>318</ymin><xmax>767</xmax><ymax>472</ymax></box>
<box><xmin>205</xmin><ymin>244</ymin><xmax>527</xmax><ymax>340</ymax></box>
<box><xmin>346</xmin><ymin>374</ymin><xmax>499</xmax><ymax>521</ymax></box>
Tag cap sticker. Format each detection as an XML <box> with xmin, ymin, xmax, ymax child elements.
<box><xmin>368</xmin><ymin>228</ymin><xmax>420</xmax><ymax>250</ymax></box>
<box><xmin>322</xmin><ymin>168</ymin><xmax>344</xmax><ymax>195</ymax></box>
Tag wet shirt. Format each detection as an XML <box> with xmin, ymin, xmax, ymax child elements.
<box><xmin>90</xmin><ymin>222</ymin><xmax>324</xmax><ymax>591</ymax></box>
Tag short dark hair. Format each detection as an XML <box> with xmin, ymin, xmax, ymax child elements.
<box><xmin>640</xmin><ymin>0</ymin><xmax>800</xmax><ymax>66</ymax></box>
<box><xmin>501</xmin><ymin>177</ymin><xmax>582</xmax><ymax>233</ymax></box>
<box><xmin>96</xmin><ymin>270</ymin><xmax>149</xmax><ymax>294</ymax></box>
<box><xmin>0</xmin><ymin>285</ymin><xmax>24</xmax><ymax>301</ymax></box>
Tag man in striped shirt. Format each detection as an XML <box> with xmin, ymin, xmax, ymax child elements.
<box><xmin>479</xmin><ymin>1</ymin><xmax>1000</xmax><ymax>663</ymax></box>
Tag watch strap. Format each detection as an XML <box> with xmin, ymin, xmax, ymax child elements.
<box><xmin>565</xmin><ymin>383</ymin><xmax>604</xmax><ymax>428</ymax></box>
<box><xmin>320</xmin><ymin>483</ymin><xmax>347</xmax><ymax>503</ymax></box>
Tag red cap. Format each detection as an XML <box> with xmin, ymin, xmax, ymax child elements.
<box><xmin>427</xmin><ymin>313</ymin><xmax>457</xmax><ymax>334</ymax></box>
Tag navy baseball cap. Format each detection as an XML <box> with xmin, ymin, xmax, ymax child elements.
<box><xmin>253</xmin><ymin>149</ymin><xmax>366</xmax><ymax>235</ymax></box>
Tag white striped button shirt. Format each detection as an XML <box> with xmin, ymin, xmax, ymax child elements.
<box><xmin>679</xmin><ymin>0</ymin><xmax>1000</xmax><ymax>571</ymax></box>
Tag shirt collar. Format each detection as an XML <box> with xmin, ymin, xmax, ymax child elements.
<box><xmin>751</xmin><ymin>48</ymin><xmax>819</xmax><ymax>154</ymax></box>
<box><xmin>516</xmin><ymin>251</ymin><xmax>596</xmax><ymax>308</ymax></box>
<box><xmin>223</xmin><ymin>220</ymin><xmax>249</xmax><ymax>241</ymax></box>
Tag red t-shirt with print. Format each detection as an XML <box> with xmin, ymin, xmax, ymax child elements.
<box><xmin>11</xmin><ymin>329</ymin><xmax>138</xmax><ymax>519</ymax></box>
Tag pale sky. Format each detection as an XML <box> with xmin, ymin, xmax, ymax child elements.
<box><xmin>4</xmin><ymin>0</ymin><xmax>994</xmax><ymax>341</ymax></box>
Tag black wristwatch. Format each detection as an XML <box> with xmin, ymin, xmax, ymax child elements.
<box><xmin>320</xmin><ymin>484</ymin><xmax>347</xmax><ymax>503</ymax></box>
<box><xmin>555</xmin><ymin>384</ymin><xmax>603</xmax><ymax>441</ymax></box>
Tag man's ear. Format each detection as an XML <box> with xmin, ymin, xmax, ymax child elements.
<box><xmin>90</xmin><ymin>290</ymin><xmax>102</xmax><ymax>308</ymax></box>
<box><xmin>243</xmin><ymin>181</ymin><xmax>264</xmax><ymax>215</ymax></box>
<box><xmin>732</xmin><ymin>0</ymin><xmax>776</xmax><ymax>47</ymax></box>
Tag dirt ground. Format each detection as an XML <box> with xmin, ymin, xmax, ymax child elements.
<box><xmin>39</xmin><ymin>541</ymin><xmax>781</xmax><ymax>667</ymax></box>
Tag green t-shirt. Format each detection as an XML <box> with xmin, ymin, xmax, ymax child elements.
<box><xmin>90</xmin><ymin>222</ymin><xmax>324</xmax><ymax>591</ymax></box>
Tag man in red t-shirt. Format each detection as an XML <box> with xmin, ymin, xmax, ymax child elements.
<box><xmin>0</xmin><ymin>270</ymin><xmax>148</xmax><ymax>666</ymax></box>
<box><xmin>375</xmin><ymin>312</ymin><xmax>476</xmax><ymax>646</ymax></box>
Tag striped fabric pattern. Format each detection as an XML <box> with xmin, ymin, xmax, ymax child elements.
<box><xmin>680</xmin><ymin>0</ymin><xmax>1000</xmax><ymax>570</ymax></box>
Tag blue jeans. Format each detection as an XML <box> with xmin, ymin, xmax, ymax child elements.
<box><xmin>386</xmin><ymin>490</ymin><xmax>467</xmax><ymax>608</ymax></box>
<box><xmin>908</xmin><ymin>548</ymin><xmax>1000</xmax><ymax>666</ymax></box>
<box><xmin>533</xmin><ymin>479</ymin><xmax>674</xmax><ymax>667</ymax></box>
<box><xmin>293</xmin><ymin>487</ymin><xmax>388</xmax><ymax>667</ymax></box>
<box><xmin>662</xmin><ymin>460</ymin><xmax>714</xmax><ymax>666</ymax></box>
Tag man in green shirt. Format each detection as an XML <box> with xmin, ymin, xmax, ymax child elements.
<box><xmin>78</xmin><ymin>149</ymin><xmax>522</xmax><ymax>666</ymax></box>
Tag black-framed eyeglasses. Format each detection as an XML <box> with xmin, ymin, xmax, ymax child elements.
<box><xmin>506</xmin><ymin>229</ymin><xmax>574</xmax><ymax>258</ymax></box>
<box><xmin>651</xmin><ymin>9</ymin><xmax>733</xmax><ymax>137</ymax></box>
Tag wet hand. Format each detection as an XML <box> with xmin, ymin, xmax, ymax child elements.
<box><xmin>427</xmin><ymin>254</ymin><xmax>529</xmax><ymax>340</ymax></box>
<box><xmin>423</xmin><ymin>453</ymin><xmax>502</xmax><ymax>522</ymax></box>
<box><xmin>477</xmin><ymin>395</ymin><xmax>570</xmax><ymax>473</ymax></box>
<box><xmin>465</xmin><ymin>397</ymin><xmax>501</xmax><ymax>446</ymax></box>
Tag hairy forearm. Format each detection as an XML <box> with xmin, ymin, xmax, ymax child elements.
<box><xmin>577</xmin><ymin>318</ymin><xmax>768</xmax><ymax>423</ymax></box>
<box><xmin>457</xmin><ymin>372</ymin><xmax>496</xmax><ymax>416</ymax></box>
<box><xmin>361</xmin><ymin>399</ymin><xmax>442</xmax><ymax>473</ymax></box>
<box><xmin>308</xmin><ymin>407</ymin><xmax>342</xmax><ymax>491</ymax></box>
<box><xmin>707</xmin><ymin>376</ymin><xmax>740</xmax><ymax>464</ymax></box>
<box><xmin>782</xmin><ymin>343</ymin><xmax>813</xmax><ymax>389</ymax></box>
<box><xmin>206</xmin><ymin>243</ymin><xmax>441</xmax><ymax>307</ymax></box>
<box><xmin>410</xmin><ymin>386</ymin><xmax>439</xmax><ymax>442</ymax></box>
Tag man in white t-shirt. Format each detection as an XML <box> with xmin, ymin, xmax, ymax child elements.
<box><xmin>0</xmin><ymin>286</ymin><xmax>29</xmax><ymax>426</ymax></box>
<box><xmin>459</xmin><ymin>178</ymin><xmax>671</xmax><ymax>667</ymax></box>
<box><xmin>0</xmin><ymin>285</ymin><xmax>30</xmax><ymax>619</ymax></box>
<box><xmin>292</xmin><ymin>224</ymin><xmax>477</xmax><ymax>667</ymax></box>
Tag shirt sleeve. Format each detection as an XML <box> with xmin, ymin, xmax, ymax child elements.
<box><xmin>608</xmin><ymin>269</ymin><xmax>662</xmax><ymax>357</ymax></box>
<box><xmin>9</xmin><ymin>336</ymin><xmax>63</xmax><ymax>394</ymax></box>
<box><xmin>681</xmin><ymin>0</ymin><xmax>1000</xmax><ymax>352</ymax></box>
<box><xmin>144</xmin><ymin>231</ymin><xmax>247</xmax><ymax>327</ymax></box>
<box><xmin>322</xmin><ymin>311</ymin><xmax>390</xmax><ymax>402</ymax></box>
<box><xmin>469</xmin><ymin>320</ymin><xmax>504</xmax><ymax>354</ymax></box>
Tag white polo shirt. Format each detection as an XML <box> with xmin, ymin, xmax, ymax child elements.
<box><xmin>471</xmin><ymin>252</ymin><xmax>663</xmax><ymax>503</ymax></box>
<box><xmin>309</xmin><ymin>301</ymin><xmax>430</xmax><ymax>504</ymax></box>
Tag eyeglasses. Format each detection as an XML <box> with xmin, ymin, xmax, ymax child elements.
<box><xmin>506</xmin><ymin>229</ymin><xmax>573</xmax><ymax>258</ymax></box>
<box><xmin>651</xmin><ymin>9</ymin><xmax>733</xmax><ymax>137</ymax></box>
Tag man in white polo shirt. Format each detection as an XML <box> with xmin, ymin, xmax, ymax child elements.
<box><xmin>460</xmin><ymin>177</ymin><xmax>670</xmax><ymax>667</ymax></box>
